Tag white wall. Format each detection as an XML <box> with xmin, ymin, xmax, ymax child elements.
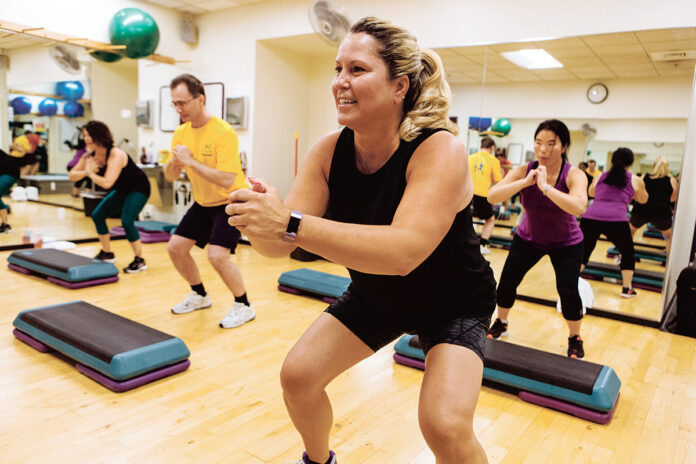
<box><xmin>451</xmin><ymin>77</ymin><xmax>693</xmax><ymax>122</ymax></box>
<box><xmin>252</xmin><ymin>42</ymin><xmax>313</xmax><ymax>197</ymax></box>
<box><xmin>7</xmin><ymin>44</ymin><xmax>88</xmax><ymax>87</ymax></box>
<box><xmin>90</xmin><ymin>61</ymin><xmax>138</xmax><ymax>152</ymax></box>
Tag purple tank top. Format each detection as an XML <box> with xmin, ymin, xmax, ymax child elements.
<box><xmin>517</xmin><ymin>160</ymin><xmax>583</xmax><ymax>250</ymax></box>
<box><xmin>583</xmin><ymin>171</ymin><xmax>633</xmax><ymax>222</ymax></box>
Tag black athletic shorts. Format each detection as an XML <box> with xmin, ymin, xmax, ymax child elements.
<box><xmin>326</xmin><ymin>288</ymin><xmax>491</xmax><ymax>362</ymax></box>
<box><xmin>472</xmin><ymin>194</ymin><xmax>494</xmax><ymax>220</ymax></box>
<box><xmin>629</xmin><ymin>212</ymin><xmax>672</xmax><ymax>231</ymax></box>
<box><xmin>175</xmin><ymin>202</ymin><xmax>241</xmax><ymax>252</ymax></box>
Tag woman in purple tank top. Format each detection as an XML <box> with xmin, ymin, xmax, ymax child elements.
<box><xmin>487</xmin><ymin>120</ymin><xmax>589</xmax><ymax>358</ymax></box>
<box><xmin>580</xmin><ymin>148</ymin><xmax>648</xmax><ymax>298</ymax></box>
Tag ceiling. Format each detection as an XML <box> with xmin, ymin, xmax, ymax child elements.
<box><xmin>439</xmin><ymin>27</ymin><xmax>696</xmax><ymax>84</ymax></box>
<box><xmin>142</xmin><ymin>0</ymin><xmax>271</xmax><ymax>15</ymax></box>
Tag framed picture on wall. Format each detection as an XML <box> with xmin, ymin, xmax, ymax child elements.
<box><xmin>507</xmin><ymin>142</ymin><xmax>524</xmax><ymax>165</ymax></box>
<box><xmin>225</xmin><ymin>96</ymin><xmax>248</xmax><ymax>130</ymax></box>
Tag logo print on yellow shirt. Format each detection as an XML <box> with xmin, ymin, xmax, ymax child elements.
<box><xmin>202</xmin><ymin>143</ymin><xmax>213</xmax><ymax>157</ymax></box>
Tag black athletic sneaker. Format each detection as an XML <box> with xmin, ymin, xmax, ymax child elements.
<box><xmin>94</xmin><ymin>250</ymin><xmax>116</xmax><ymax>263</ymax></box>
<box><xmin>567</xmin><ymin>335</ymin><xmax>584</xmax><ymax>359</ymax></box>
<box><xmin>487</xmin><ymin>318</ymin><xmax>509</xmax><ymax>339</ymax></box>
<box><xmin>621</xmin><ymin>287</ymin><xmax>638</xmax><ymax>298</ymax></box>
<box><xmin>123</xmin><ymin>257</ymin><xmax>147</xmax><ymax>274</ymax></box>
<box><xmin>0</xmin><ymin>223</ymin><xmax>11</xmax><ymax>234</ymax></box>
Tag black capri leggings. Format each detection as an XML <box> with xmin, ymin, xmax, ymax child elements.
<box><xmin>497</xmin><ymin>234</ymin><xmax>584</xmax><ymax>321</ymax></box>
<box><xmin>580</xmin><ymin>218</ymin><xmax>635</xmax><ymax>271</ymax></box>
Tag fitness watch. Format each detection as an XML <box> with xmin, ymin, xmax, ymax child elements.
<box><xmin>542</xmin><ymin>185</ymin><xmax>552</xmax><ymax>196</ymax></box>
<box><xmin>283</xmin><ymin>210</ymin><xmax>303</xmax><ymax>242</ymax></box>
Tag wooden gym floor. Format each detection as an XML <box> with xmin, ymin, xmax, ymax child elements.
<box><xmin>1</xmin><ymin>236</ymin><xmax>695</xmax><ymax>463</ymax></box>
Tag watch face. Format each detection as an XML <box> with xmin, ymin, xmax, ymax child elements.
<box><xmin>587</xmin><ymin>83</ymin><xmax>608</xmax><ymax>104</ymax></box>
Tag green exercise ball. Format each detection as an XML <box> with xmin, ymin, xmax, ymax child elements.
<box><xmin>109</xmin><ymin>8</ymin><xmax>160</xmax><ymax>59</ymax></box>
<box><xmin>491</xmin><ymin>118</ymin><xmax>511</xmax><ymax>135</ymax></box>
<box><xmin>90</xmin><ymin>50</ymin><xmax>123</xmax><ymax>63</ymax></box>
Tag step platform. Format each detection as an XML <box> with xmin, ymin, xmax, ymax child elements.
<box><xmin>12</xmin><ymin>301</ymin><xmax>190</xmax><ymax>392</ymax></box>
<box><xmin>393</xmin><ymin>334</ymin><xmax>620</xmax><ymax>424</ymax></box>
<box><xmin>606</xmin><ymin>246</ymin><xmax>666</xmax><ymax>264</ymax></box>
<box><xmin>277</xmin><ymin>268</ymin><xmax>350</xmax><ymax>303</ymax></box>
<box><xmin>110</xmin><ymin>220</ymin><xmax>177</xmax><ymax>243</ymax></box>
<box><xmin>580</xmin><ymin>261</ymin><xmax>663</xmax><ymax>292</ymax></box>
<box><xmin>8</xmin><ymin>248</ymin><xmax>118</xmax><ymax>288</ymax></box>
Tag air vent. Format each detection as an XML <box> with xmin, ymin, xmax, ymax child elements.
<box><xmin>650</xmin><ymin>50</ymin><xmax>696</xmax><ymax>62</ymax></box>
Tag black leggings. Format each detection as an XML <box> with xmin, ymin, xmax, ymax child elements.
<box><xmin>497</xmin><ymin>235</ymin><xmax>584</xmax><ymax>321</ymax></box>
<box><xmin>580</xmin><ymin>218</ymin><xmax>635</xmax><ymax>271</ymax></box>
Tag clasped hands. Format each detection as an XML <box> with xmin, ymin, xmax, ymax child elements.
<box><xmin>226</xmin><ymin>177</ymin><xmax>291</xmax><ymax>241</ymax></box>
<box><xmin>524</xmin><ymin>165</ymin><xmax>551</xmax><ymax>192</ymax></box>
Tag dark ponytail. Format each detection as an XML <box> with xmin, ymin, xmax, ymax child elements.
<box><xmin>604</xmin><ymin>147</ymin><xmax>634</xmax><ymax>187</ymax></box>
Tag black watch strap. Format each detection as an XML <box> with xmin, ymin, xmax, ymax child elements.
<box><xmin>283</xmin><ymin>210</ymin><xmax>303</xmax><ymax>242</ymax></box>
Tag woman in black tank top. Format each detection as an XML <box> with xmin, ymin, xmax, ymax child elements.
<box><xmin>226</xmin><ymin>17</ymin><xmax>493</xmax><ymax>464</ymax></box>
<box><xmin>629</xmin><ymin>156</ymin><xmax>678</xmax><ymax>254</ymax></box>
<box><xmin>68</xmin><ymin>121</ymin><xmax>150</xmax><ymax>273</ymax></box>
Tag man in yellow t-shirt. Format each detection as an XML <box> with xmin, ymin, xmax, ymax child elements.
<box><xmin>164</xmin><ymin>73</ymin><xmax>254</xmax><ymax>329</ymax></box>
<box><xmin>587</xmin><ymin>159</ymin><xmax>602</xmax><ymax>180</ymax></box>
<box><xmin>468</xmin><ymin>136</ymin><xmax>502</xmax><ymax>255</ymax></box>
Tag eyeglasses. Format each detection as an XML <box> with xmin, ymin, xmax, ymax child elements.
<box><xmin>170</xmin><ymin>96</ymin><xmax>198</xmax><ymax>109</ymax></box>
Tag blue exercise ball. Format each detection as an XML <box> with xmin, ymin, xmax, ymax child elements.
<box><xmin>64</xmin><ymin>101</ymin><xmax>84</xmax><ymax>118</ymax></box>
<box><xmin>11</xmin><ymin>96</ymin><xmax>32</xmax><ymax>114</ymax></box>
<box><xmin>38</xmin><ymin>98</ymin><xmax>58</xmax><ymax>116</ymax></box>
<box><xmin>57</xmin><ymin>81</ymin><xmax>84</xmax><ymax>101</ymax></box>
<box><xmin>109</xmin><ymin>8</ymin><xmax>160</xmax><ymax>59</ymax></box>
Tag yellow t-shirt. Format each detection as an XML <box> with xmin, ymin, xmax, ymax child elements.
<box><xmin>10</xmin><ymin>135</ymin><xmax>32</xmax><ymax>158</ymax></box>
<box><xmin>468</xmin><ymin>150</ymin><xmax>502</xmax><ymax>197</ymax></box>
<box><xmin>171</xmin><ymin>116</ymin><xmax>248</xmax><ymax>207</ymax></box>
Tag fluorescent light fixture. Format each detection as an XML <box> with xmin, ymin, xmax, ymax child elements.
<box><xmin>501</xmin><ymin>49</ymin><xmax>563</xmax><ymax>69</ymax></box>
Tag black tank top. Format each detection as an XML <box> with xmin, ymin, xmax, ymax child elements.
<box><xmin>0</xmin><ymin>149</ymin><xmax>20</xmax><ymax>179</ymax></box>
<box><xmin>101</xmin><ymin>147</ymin><xmax>150</xmax><ymax>196</ymax></box>
<box><xmin>633</xmin><ymin>174</ymin><xmax>672</xmax><ymax>218</ymax></box>
<box><xmin>328</xmin><ymin>127</ymin><xmax>496</xmax><ymax>328</ymax></box>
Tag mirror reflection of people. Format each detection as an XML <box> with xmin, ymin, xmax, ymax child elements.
<box><xmin>19</xmin><ymin>132</ymin><xmax>41</xmax><ymax>176</ymax></box>
<box><xmin>577</xmin><ymin>161</ymin><xmax>594</xmax><ymax>194</ymax></box>
<box><xmin>487</xmin><ymin>119</ymin><xmax>589</xmax><ymax>358</ymax></box>
<box><xmin>66</xmin><ymin>136</ymin><xmax>89</xmax><ymax>197</ymax></box>
<box><xmin>469</xmin><ymin>137</ymin><xmax>502</xmax><ymax>255</ymax></box>
<box><xmin>226</xmin><ymin>17</ymin><xmax>495</xmax><ymax>464</ymax></box>
<box><xmin>0</xmin><ymin>147</ymin><xmax>22</xmax><ymax>233</ymax></box>
<box><xmin>580</xmin><ymin>148</ymin><xmax>648</xmax><ymax>298</ymax></box>
<box><xmin>586</xmin><ymin>159</ymin><xmax>601</xmax><ymax>179</ymax></box>
<box><xmin>629</xmin><ymin>156</ymin><xmax>678</xmax><ymax>254</ymax></box>
<box><xmin>68</xmin><ymin>121</ymin><xmax>151</xmax><ymax>273</ymax></box>
<box><xmin>164</xmin><ymin>73</ymin><xmax>254</xmax><ymax>330</ymax></box>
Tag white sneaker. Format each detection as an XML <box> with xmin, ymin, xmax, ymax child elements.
<box><xmin>171</xmin><ymin>291</ymin><xmax>212</xmax><ymax>314</ymax></box>
<box><xmin>219</xmin><ymin>302</ymin><xmax>256</xmax><ymax>328</ymax></box>
<box><xmin>480</xmin><ymin>244</ymin><xmax>491</xmax><ymax>255</ymax></box>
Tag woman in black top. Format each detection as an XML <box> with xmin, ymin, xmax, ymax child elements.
<box><xmin>226</xmin><ymin>17</ymin><xmax>494</xmax><ymax>464</ymax></box>
<box><xmin>629</xmin><ymin>156</ymin><xmax>678</xmax><ymax>253</ymax></box>
<box><xmin>0</xmin><ymin>148</ymin><xmax>22</xmax><ymax>233</ymax></box>
<box><xmin>69</xmin><ymin>121</ymin><xmax>151</xmax><ymax>273</ymax></box>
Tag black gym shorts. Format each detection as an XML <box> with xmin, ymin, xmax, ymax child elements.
<box><xmin>629</xmin><ymin>212</ymin><xmax>672</xmax><ymax>231</ymax></box>
<box><xmin>325</xmin><ymin>288</ymin><xmax>492</xmax><ymax>362</ymax></box>
<box><xmin>175</xmin><ymin>202</ymin><xmax>241</xmax><ymax>252</ymax></box>
<box><xmin>472</xmin><ymin>194</ymin><xmax>494</xmax><ymax>220</ymax></box>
